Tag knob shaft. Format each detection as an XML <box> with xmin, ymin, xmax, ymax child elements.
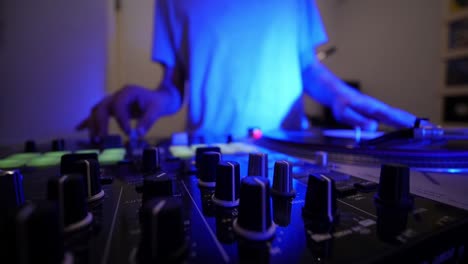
<box><xmin>247</xmin><ymin>153</ymin><xmax>268</xmax><ymax>177</ymax></box>
<box><xmin>374</xmin><ymin>164</ymin><xmax>413</xmax><ymax>209</ymax></box>
<box><xmin>142</xmin><ymin>147</ymin><xmax>161</xmax><ymax>175</ymax></box>
<box><xmin>142</xmin><ymin>172</ymin><xmax>176</xmax><ymax>203</ymax></box>
<box><xmin>15</xmin><ymin>202</ymin><xmax>72</xmax><ymax>264</ymax></box>
<box><xmin>47</xmin><ymin>174</ymin><xmax>93</xmax><ymax>232</ymax></box>
<box><xmin>271</xmin><ymin>160</ymin><xmax>295</xmax><ymax>197</ymax></box>
<box><xmin>213</xmin><ymin>161</ymin><xmax>240</xmax><ymax>207</ymax></box>
<box><xmin>198</xmin><ymin>151</ymin><xmax>221</xmax><ymax>187</ymax></box>
<box><xmin>0</xmin><ymin>170</ymin><xmax>25</xmax><ymax>214</ymax></box>
<box><xmin>138</xmin><ymin>197</ymin><xmax>188</xmax><ymax>263</ymax></box>
<box><xmin>315</xmin><ymin>151</ymin><xmax>328</xmax><ymax>167</ymax></box>
<box><xmin>302</xmin><ymin>173</ymin><xmax>337</xmax><ymax>225</ymax></box>
<box><xmin>233</xmin><ymin>176</ymin><xmax>275</xmax><ymax>241</ymax></box>
<box><xmin>71</xmin><ymin>159</ymin><xmax>105</xmax><ymax>202</ymax></box>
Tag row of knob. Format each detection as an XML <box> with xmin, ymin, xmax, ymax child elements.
<box><xmin>0</xmin><ymin>153</ymin><xmax>106</xmax><ymax>263</ymax></box>
<box><xmin>22</xmin><ymin>135</ymin><xmax>123</xmax><ymax>153</ymax></box>
<box><xmin>0</xmin><ymin>144</ymin><xmax>413</xmax><ymax>263</ymax></box>
<box><xmin>138</xmin><ymin>146</ymin><xmax>414</xmax><ymax>246</ymax></box>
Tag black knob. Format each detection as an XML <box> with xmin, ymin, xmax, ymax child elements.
<box><xmin>138</xmin><ymin>197</ymin><xmax>188</xmax><ymax>263</ymax></box>
<box><xmin>51</xmin><ymin>139</ymin><xmax>66</xmax><ymax>151</ymax></box>
<box><xmin>195</xmin><ymin>147</ymin><xmax>221</xmax><ymax>168</ymax></box>
<box><xmin>142</xmin><ymin>147</ymin><xmax>161</xmax><ymax>175</ymax></box>
<box><xmin>69</xmin><ymin>159</ymin><xmax>105</xmax><ymax>202</ymax></box>
<box><xmin>0</xmin><ymin>170</ymin><xmax>25</xmax><ymax>214</ymax></box>
<box><xmin>47</xmin><ymin>174</ymin><xmax>93</xmax><ymax>232</ymax></box>
<box><xmin>247</xmin><ymin>153</ymin><xmax>268</xmax><ymax>177</ymax></box>
<box><xmin>374</xmin><ymin>164</ymin><xmax>413</xmax><ymax>209</ymax></box>
<box><xmin>302</xmin><ymin>173</ymin><xmax>337</xmax><ymax>225</ymax></box>
<box><xmin>271</xmin><ymin>160</ymin><xmax>296</xmax><ymax>197</ymax></box>
<box><xmin>212</xmin><ymin>161</ymin><xmax>240</xmax><ymax>207</ymax></box>
<box><xmin>60</xmin><ymin>153</ymin><xmax>99</xmax><ymax>175</ymax></box>
<box><xmin>233</xmin><ymin>176</ymin><xmax>275</xmax><ymax>241</ymax></box>
<box><xmin>15</xmin><ymin>201</ymin><xmax>73</xmax><ymax>264</ymax></box>
<box><xmin>198</xmin><ymin>151</ymin><xmax>221</xmax><ymax>187</ymax></box>
<box><xmin>272</xmin><ymin>197</ymin><xmax>292</xmax><ymax>227</ymax></box>
<box><xmin>142</xmin><ymin>172</ymin><xmax>176</xmax><ymax>203</ymax></box>
<box><xmin>24</xmin><ymin>140</ymin><xmax>37</xmax><ymax>152</ymax></box>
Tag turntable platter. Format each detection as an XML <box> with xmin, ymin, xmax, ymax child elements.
<box><xmin>323</xmin><ymin>129</ymin><xmax>384</xmax><ymax>140</ymax></box>
<box><xmin>259</xmin><ymin>128</ymin><xmax>468</xmax><ymax>169</ymax></box>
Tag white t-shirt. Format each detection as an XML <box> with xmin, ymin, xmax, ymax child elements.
<box><xmin>152</xmin><ymin>0</ymin><xmax>327</xmax><ymax>137</ymax></box>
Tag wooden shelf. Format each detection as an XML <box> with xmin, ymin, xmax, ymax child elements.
<box><xmin>440</xmin><ymin>85</ymin><xmax>468</xmax><ymax>95</ymax></box>
<box><xmin>443</xmin><ymin>48</ymin><xmax>468</xmax><ymax>60</ymax></box>
<box><xmin>446</xmin><ymin>8</ymin><xmax>468</xmax><ymax>23</ymax></box>
<box><xmin>442</xmin><ymin>3</ymin><xmax>468</xmax><ymax>125</ymax></box>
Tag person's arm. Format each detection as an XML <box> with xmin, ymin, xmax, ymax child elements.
<box><xmin>302</xmin><ymin>60</ymin><xmax>417</xmax><ymax>130</ymax></box>
<box><xmin>76</xmin><ymin>64</ymin><xmax>184</xmax><ymax>139</ymax></box>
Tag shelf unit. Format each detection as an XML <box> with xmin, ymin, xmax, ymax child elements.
<box><xmin>441</xmin><ymin>0</ymin><xmax>468</xmax><ymax>125</ymax></box>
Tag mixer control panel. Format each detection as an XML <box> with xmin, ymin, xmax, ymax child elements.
<box><xmin>0</xmin><ymin>137</ymin><xmax>467</xmax><ymax>263</ymax></box>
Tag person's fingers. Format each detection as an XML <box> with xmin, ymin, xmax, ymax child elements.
<box><xmin>92</xmin><ymin>101</ymin><xmax>110</xmax><ymax>138</ymax></box>
<box><xmin>333</xmin><ymin>98</ymin><xmax>378</xmax><ymax>131</ymax></box>
<box><xmin>110</xmin><ymin>91</ymin><xmax>133</xmax><ymax>135</ymax></box>
<box><xmin>136</xmin><ymin>102</ymin><xmax>161</xmax><ymax>137</ymax></box>
<box><xmin>336</xmin><ymin>107</ymin><xmax>378</xmax><ymax>131</ymax></box>
<box><xmin>76</xmin><ymin>118</ymin><xmax>90</xmax><ymax>131</ymax></box>
<box><xmin>348</xmin><ymin>95</ymin><xmax>416</xmax><ymax>128</ymax></box>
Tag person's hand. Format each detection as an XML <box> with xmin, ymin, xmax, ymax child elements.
<box><xmin>331</xmin><ymin>92</ymin><xmax>416</xmax><ymax>131</ymax></box>
<box><xmin>76</xmin><ymin>85</ymin><xmax>166</xmax><ymax>140</ymax></box>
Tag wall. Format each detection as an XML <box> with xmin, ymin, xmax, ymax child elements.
<box><xmin>311</xmin><ymin>0</ymin><xmax>442</xmax><ymax>124</ymax></box>
<box><xmin>0</xmin><ymin>0</ymin><xmax>108</xmax><ymax>145</ymax></box>
<box><xmin>0</xmin><ymin>0</ymin><xmax>442</xmax><ymax>146</ymax></box>
<box><xmin>106</xmin><ymin>0</ymin><xmax>186</xmax><ymax>139</ymax></box>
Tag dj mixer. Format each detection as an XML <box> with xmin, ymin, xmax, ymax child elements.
<box><xmin>0</xmin><ymin>128</ymin><xmax>467</xmax><ymax>264</ymax></box>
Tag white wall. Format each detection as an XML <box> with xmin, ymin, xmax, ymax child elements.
<box><xmin>0</xmin><ymin>0</ymin><xmax>108</xmax><ymax>145</ymax></box>
<box><xmin>311</xmin><ymin>0</ymin><xmax>442</xmax><ymax>124</ymax></box>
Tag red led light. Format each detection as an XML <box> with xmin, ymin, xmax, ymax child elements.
<box><xmin>252</xmin><ymin>128</ymin><xmax>263</xmax><ymax>139</ymax></box>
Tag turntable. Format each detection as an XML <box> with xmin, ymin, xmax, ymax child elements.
<box><xmin>259</xmin><ymin>126</ymin><xmax>468</xmax><ymax>169</ymax></box>
<box><xmin>257</xmin><ymin>126</ymin><xmax>468</xmax><ymax>210</ymax></box>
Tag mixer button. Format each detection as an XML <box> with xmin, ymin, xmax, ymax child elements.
<box><xmin>335</xmin><ymin>182</ymin><xmax>357</xmax><ymax>198</ymax></box>
<box><xmin>302</xmin><ymin>173</ymin><xmax>338</xmax><ymax>225</ymax></box>
<box><xmin>315</xmin><ymin>151</ymin><xmax>328</xmax><ymax>167</ymax></box>
<box><xmin>138</xmin><ymin>197</ymin><xmax>188</xmax><ymax>263</ymax></box>
<box><xmin>47</xmin><ymin>174</ymin><xmax>93</xmax><ymax>233</ymax></box>
<box><xmin>142</xmin><ymin>172</ymin><xmax>176</xmax><ymax>202</ymax></box>
<box><xmin>374</xmin><ymin>164</ymin><xmax>413</xmax><ymax>209</ymax></box>
<box><xmin>247</xmin><ymin>152</ymin><xmax>268</xmax><ymax>177</ymax></box>
<box><xmin>51</xmin><ymin>138</ymin><xmax>66</xmax><ymax>151</ymax></box>
<box><xmin>0</xmin><ymin>170</ymin><xmax>25</xmax><ymax>214</ymax></box>
<box><xmin>212</xmin><ymin>161</ymin><xmax>240</xmax><ymax>207</ymax></box>
<box><xmin>15</xmin><ymin>201</ymin><xmax>73</xmax><ymax>264</ymax></box>
<box><xmin>233</xmin><ymin>176</ymin><xmax>276</xmax><ymax>241</ymax></box>
<box><xmin>354</xmin><ymin>180</ymin><xmax>378</xmax><ymax>192</ymax></box>
<box><xmin>142</xmin><ymin>147</ymin><xmax>161</xmax><ymax>175</ymax></box>
<box><xmin>24</xmin><ymin>140</ymin><xmax>37</xmax><ymax>152</ymax></box>
<box><xmin>198</xmin><ymin>151</ymin><xmax>221</xmax><ymax>187</ymax></box>
<box><xmin>271</xmin><ymin>160</ymin><xmax>296</xmax><ymax>197</ymax></box>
